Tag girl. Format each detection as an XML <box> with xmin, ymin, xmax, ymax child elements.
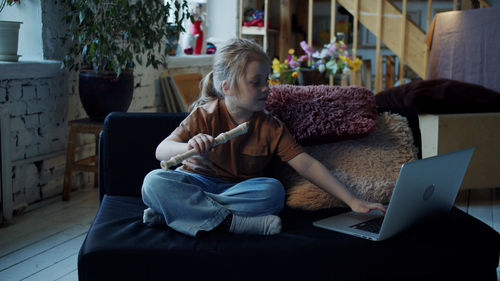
<box><xmin>141</xmin><ymin>38</ymin><xmax>385</xmax><ymax>237</ymax></box>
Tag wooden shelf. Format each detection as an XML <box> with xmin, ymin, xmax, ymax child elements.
<box><xmin>241</xmin><ymin>26</ymin><xmax>266</xmax><ymax>36</ymax></box>
<box><xmin>241</xmin><ymin>26</ymin><xmax>279</xmax><ymax>36</ymax></box>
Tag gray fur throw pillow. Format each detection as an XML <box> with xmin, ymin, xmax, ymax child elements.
<box><xmin>277</xmin><ymin>112</ymin><xmax>418</xmax><ymax>210</ymax></box>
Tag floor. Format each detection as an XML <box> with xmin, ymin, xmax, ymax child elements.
<box><xmin>0</xmin><ymin>188</ymin><xmax>98</xmax><ymax>281</ymax></box>
<box><xmin>0</xmin><ymin>187</ymin><xmax>498</xmax><ymax>281</ymax></box>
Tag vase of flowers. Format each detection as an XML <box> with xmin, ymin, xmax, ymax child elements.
<box><xmin>269</xmin><ymin>38</ymin><xmax>362</xmax><ymax>86</ymax></box>
<box><xmin>0</xmin><ymin>0</ymin><xmax>22</xmax><ymax>62</ymax></box>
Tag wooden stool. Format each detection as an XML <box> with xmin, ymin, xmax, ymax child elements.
<box><xmin>63</xmin><ymin>119</ymin><xmax>103</xmax><ymax>201</ymax></box>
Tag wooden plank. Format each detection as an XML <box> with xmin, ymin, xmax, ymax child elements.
<box><xmin>172</xmin><ymin>73</ymin><xmax>203</xmax><ymax>110</ymax></box>
<box><xmin>424</xmin><ymin>0</ymin><xmax>432</xmax><ymax>79</ymax></box>
<box><xmin>0</xmin><ymin>222</ymin><xmax>90</xmax><ymax>271</ymax></box>
<box><xmin>362</xmin><ymin>59</ymin><xmax>372</xmax><ymax>90</ymax></box>
<box><xmin>384</xmin><ymin>55</ymin><xmax>396</xmax><ymax>89</ymax></box>
<box><xmin>427</xmin><ymin>0</ymin><xmax>432</xmax><ymax>33</ymax></box>
<box><xmin>167</xmin><ymin>76</ymin><xmax>188</xmax><ymax>112</ymax></box>
<box><xmin>350</xmin><ymin>0</ymin><xmax>361</xmax><ymax>86</ymax></box>
<box><xmin>0</xmin><ymin>207</ymin><xmax>94</xmax><ymax>260</ymax></box>
<box><xmin>160</xmin><ymin>72</ymin><xmax>177</xmax><ymax>112</ymax></box>
<box><xmin>239</xmin><ymin>0</ymin><xmax>244</xmax><ymax>37</ymax></box>
<box><xmin>352</xmin><ymin>0</ymin><xmax>359</xmax><ymax>59</ymax></box>
<box><xmin>0</xmin><ymin>191</ymin><xmax>93</xmax><ymax>250</ymax></box>
<box><xmin>0</xmin><ymin>189</ymin><xmax>96</xmax><ymax>280</ymax></box>
<box><xmin>22</xmin><ymin>253</ymin><xmax>78</xmax><ymax>281</ymax></box>
<box><xmin>56</xmin><ymin>269</ymin><xmax>78</xmax><ymax>281</ymax></box>
<box><xmin>0</xmin><ymin>234</ymin><xmax>85</xmax><ymax>281</ymax></box>
<box><xmin>330</xmin><ymin>0</ymin><xmax>336</xmax><ymax>40</ymax></box>
<box><xmin>280</xmin><ymin>0</ymin><xmax>292</xmax><ymax>61</ymax></box>
<box><xmin>241</xmin><ymin>26</ymin><xmax>267</xmax><ymax>36</ymax></box>
<box><xmin>374</xmin><ymin>0</ymin><xmax>383</xmax><ymax>93</ymax></box>
<box><xmin>461</xmin><ymin>0</ymin><xmax>473</xmax><ymax>10</ymax></box>
<box><xmin>263</xmin><ymin>0</ymin><xmax>269</xmax><ymax>51</ymax></box>
<box><xmin>0</xmin><ymin>189</ymin><xmax>97</xmax><ymax>257</ymax></box>
<box><xmin>479</xmin><ymin>0</ymin><xmax>490</xmax><ymax>8</ymax></box>
<box><xmin>74</xmin><ymin>155</ymin><xmax>98</xmax><ymax>166</ymax></box>
<box><xmin>329</xmin><ymin>0</ymin><xmax>337</xmax><ymax>86</ymax></box>
<box><xmin>307</xmin><ymin>0</ymin><xmax>313</xmax><ymax>46</ymax></box>
<box><xmin>399</xmin><ymin>0</ymin><xmax>407</xmax><ymax>82</ymax></box>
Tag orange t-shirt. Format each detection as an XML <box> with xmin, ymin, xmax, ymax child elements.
<box><xmin>169</xmin><ymin>99</ymin><xmax>304</xmax><ymax>182</ymax></box>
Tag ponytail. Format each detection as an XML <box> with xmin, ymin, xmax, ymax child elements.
<box><xmin>189</xmin><ymin>71</ymin><xmax>223</xmax><ymax>111</ymax></box>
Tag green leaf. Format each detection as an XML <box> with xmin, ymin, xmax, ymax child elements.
<box><xmin>61</xmin><ymin>0</ymin><xmax>190</xmax><ymax>73</ymax></box>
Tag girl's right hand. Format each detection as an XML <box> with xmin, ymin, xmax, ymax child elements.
<box><xmin>188</xmin><ymin>133</ymin><xmax>215</xmax><ymax>155</ymax></box>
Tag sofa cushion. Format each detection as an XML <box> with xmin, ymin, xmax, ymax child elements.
<box><xmin>278</xmin><ymin>112</ymin><xmax>417</xmax><ymax>210</ymax></box>
<box><xmin>78</xmin><ymin>195</ymin><xmax>500</xmax><ymax>281</ymax></box>
<box><xmin>265</xmin><ymin>85</ymin><xmax>378</xmax><ymax>145</ymax></box>
<box><xmin>375</xmin><ymin>79</ymin><xmax>500</xmax><ymax>114</ymax></box>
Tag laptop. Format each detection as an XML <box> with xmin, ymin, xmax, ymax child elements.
<box><xmin>313</xmin><ymin>147</ymin><xmax>474</xmax><ymax>241</ymax></box>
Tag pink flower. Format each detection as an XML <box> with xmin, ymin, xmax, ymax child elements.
<box><xmin>289</xmin><ymin>59</ymin><xmax>300</xmax><ymax>69</ymax></box>
<box><xmin>328</xmin><ymin>44</ymin><xmax>337</xmax><ymax>56</ymax></box>
<box><xmin>300</xmin><ymin>41</ymin><xmax>314</xmax><ymax>55</ymax></box>
<box><xmin>298</xmin><ymin>55</ymin><xmax>308</xmax><ymax>62</ymax></box>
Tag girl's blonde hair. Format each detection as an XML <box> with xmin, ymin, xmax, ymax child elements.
<box><xmin>189</xmin><ymin>38</ymin><xmax>270</xmax><ymax>110</ymax></box>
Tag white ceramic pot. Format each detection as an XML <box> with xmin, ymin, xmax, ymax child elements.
<box><xmin>0</xmin><ymin>21</ymin><xmax>22</xmax><ymax>62</ymax></box>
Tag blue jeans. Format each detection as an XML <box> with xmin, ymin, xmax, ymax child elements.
<box><xmin>141</xmin><ymin>168</ymin><xmax>285</xmax><ymax>237</ymax></box>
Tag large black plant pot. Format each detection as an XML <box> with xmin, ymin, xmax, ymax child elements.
<box><xmin>78</xmin><ymin>70</ymin><xmax>134</xmax><ymax>121</ymax></box>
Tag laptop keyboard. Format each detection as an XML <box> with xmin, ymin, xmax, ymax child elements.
<box><xmin>350</xmin><ymin>217</ymin><xmax>384</xmax><ymax>234</ymax></box>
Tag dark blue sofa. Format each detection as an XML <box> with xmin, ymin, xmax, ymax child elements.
<box><xmin>78</xmin><ymin>111</ymin><xmax>499</xmax><ymax>281</ymax></box>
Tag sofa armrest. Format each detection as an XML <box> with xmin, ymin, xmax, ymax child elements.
<box><xmin>98</xmin><ymin>112</ymin><xmax>188</xmax><ymax>202</ymax></box>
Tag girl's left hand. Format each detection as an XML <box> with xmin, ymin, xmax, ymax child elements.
<box><xmin>349</xmin><ymin>198</ymin><xmax>386</xmax><ymax>214</ymax></box>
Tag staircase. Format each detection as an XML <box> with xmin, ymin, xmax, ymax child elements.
<box><xmin>337</xmin><ymin>0</ymin><xmax>428</xmax><ymax>79</ymax></box>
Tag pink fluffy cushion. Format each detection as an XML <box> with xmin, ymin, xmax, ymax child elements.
<box><xmin>265</xmin><ymin>85</ymin><xmax>378</xmax><ymax>144</ymax></box>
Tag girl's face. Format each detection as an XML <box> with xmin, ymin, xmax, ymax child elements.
<box><xmin>228</xmin><ymin>59</ymin><xmax>270</xmax><ymax>113</ymax></box>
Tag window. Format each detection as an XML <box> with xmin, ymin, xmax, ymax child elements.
<box><xmin>0</xmin><ymin>1</ymin><xmax>43</xmax><ymax>61</ymax></box>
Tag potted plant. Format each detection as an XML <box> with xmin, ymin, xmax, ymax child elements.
<box><xmin>61</xmin><ymin>0</ymin><xmax>191</xmax><ymax>121</ymax></box>
<box><xmin>0</xmin><ymin>0</ymin><xmax>22</xmax><ymax>62</ymax></box>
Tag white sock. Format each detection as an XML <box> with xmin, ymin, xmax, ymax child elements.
<box><xmin>143</xmin><ymin>208</ymin><xmax>165</xmax><ymax>225</ymax></box>
<box><xmin>229</xmin><ymin>214</ymin><xmax>282</xmax><ymax>235</ymax></box>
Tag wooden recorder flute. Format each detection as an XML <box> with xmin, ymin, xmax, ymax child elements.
<box><xmin>160</xmin><ymin>122</ymin><xmax>249</xmax><ymax>170</ymax></box>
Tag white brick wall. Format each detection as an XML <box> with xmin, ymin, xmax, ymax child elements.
<box><xmin>0</xmin><ymin>74</ymin><xmax>70</xmax><ymax>207</ymax></box>
<box><xmin>0</xmin><ymin>60</ymin><xmax>212</xmax><ymax>212</ymax></box>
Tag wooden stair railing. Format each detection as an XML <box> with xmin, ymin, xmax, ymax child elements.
<box><xmin>384</xmin><ymin>55</ymin><xmax>397</xmax><ymax>90</ymax></box>
<box><xmin>336</xmin><ymin>0</ymin><xmax>428</xmax><ymax>81</ymax></box>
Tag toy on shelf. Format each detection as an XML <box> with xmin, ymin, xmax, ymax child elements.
<box><xmin>206</xmin><ymin>42</ymin><xmax>216</xmax><ymax>54</ymax></box>
<box><xmin>190</xmin><ymin>20</ymin><xmax>204</xmax><ymax>55</ymax></box>
<box><xmin>243</xmin><ymin>8</ymin><xmax>264</xmax><ymax>27</ymax></box>
<box><xmin>181</xmin><ymin>33</ymin><xmax>197</xmax><ymax>55</ymax></box>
